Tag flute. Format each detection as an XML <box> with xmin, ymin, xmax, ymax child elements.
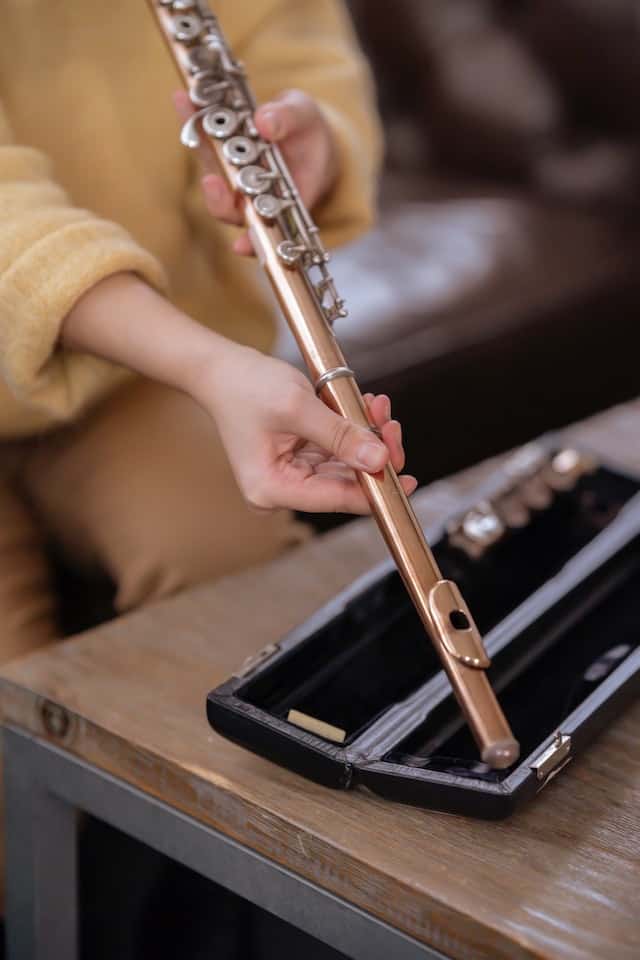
<box><xmin>147</xmin><ymin>0</ymin><xmax>519</xmax><ymax>769</ymax></box>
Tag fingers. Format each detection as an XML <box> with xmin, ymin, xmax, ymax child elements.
<box><xmin>365</xmin><ymin>392</ymin><xmax>390</xmax><ymax>424</ymax></box>
<box><xmin>291</xmin><ymin>391</ymin><xmax>389</xmax><ymax>474</ymax></box>
<box><xmin>201</xmin><ymin>174</ymin><xmax>244</xmax><ymax>226</ymax></box>
<box><xmin>267</xmin><ymin>470</ymin><xmax>418</xmax><ymax>516</ymax></box>
<box><xmin>289</xmin><ymin>390</ymin><xmax>410</xmax><ymax>480</ymax></box>
<box><xmin>255</xmin><ymin>90</ymin><xmax>319</xmax><ymax>143</ymax></box>
<box><xmin>259</xmin><ymin>386</ymin><xmax>416</xmax><ymax>514</ymax></box>
<box><xmin>381</xmin><ymin>419</ymin><xmax>405</xmax><ymax>473</ymax></box>
<box><xmin>172</xmin><ymin>90</ymin><xmax>248</xmax><ymax>232</ymax></box>
<box><xmin>364</xmin><ymin>393</ymin><xmax>405</xmax><ymax>473</ymax></box>
<box><xmin>232</xmin><ymin>233</ymin><xmax>255</xmax><ymax>256</ymax></box>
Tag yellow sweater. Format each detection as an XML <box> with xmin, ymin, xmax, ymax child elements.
<box><xmin>0</xmin><ymin>0</ymin><xmax>381</xmax><ymax>437</ymax></box>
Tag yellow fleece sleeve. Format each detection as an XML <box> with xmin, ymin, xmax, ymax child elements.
<box><xmin>0</xmin><ymin>103</ymin><xmax>167</xmax><ymax>425</ymax></box>
<box><xmin>235</xmin><ymin>0</ymin><xmax>383</xmax><ymax>250</ymax></box>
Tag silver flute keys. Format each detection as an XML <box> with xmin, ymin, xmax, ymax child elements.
<box><xmin>446</xmin><ymin>446</ymin><xmax>598</xmax><ymax>559</ymax></box>
<box><xmin>164</xmin><ymin>0</ymin><xmax>348</xmax><ymax>326</ymax></box>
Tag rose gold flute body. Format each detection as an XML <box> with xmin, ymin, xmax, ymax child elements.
<box><xmin>148</xmin><ymin>0</ymin><xmax>519</xmax><ymax>769</ymax></box>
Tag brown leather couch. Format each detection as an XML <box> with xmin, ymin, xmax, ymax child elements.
<box><xmin>276</xmin><ymin>0</ymin><xmax>640</xmax><ymax>489</ymax></box>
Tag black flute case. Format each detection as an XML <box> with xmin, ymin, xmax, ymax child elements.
<box><xmin>207</xmin><ymin>443</ymin><xmax>640</xmax><ymax>818</ymax></box>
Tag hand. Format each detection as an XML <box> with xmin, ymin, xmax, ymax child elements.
<box><xmin>173</xmin><ymin>89</ymin><xmax>338</xmax><ymax>256</ymax></box>
<box><xmin>62</xmin><ymin>274</ymin><xmax>416</xmax><ymax>515</ymax></box>
<box><xmin>195</xmin><ymin>342</ymin><xmax>417</xmax><ymax>514</ymax></box>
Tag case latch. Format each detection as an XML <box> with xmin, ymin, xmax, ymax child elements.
<box><xmin>234</xmin><ymin>643</ymin><xmax>280</xmax><ymax>679</ymax></box>
<box><xmin>531</xmin><ymin>732</ymin><xmax>572</xmax><ymax>786</ymax></box>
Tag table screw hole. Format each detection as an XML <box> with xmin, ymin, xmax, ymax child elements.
<box><xmin>40</xmin><ymin>700</ymin><xmax>70</xmax><ymax>739</ymax></box>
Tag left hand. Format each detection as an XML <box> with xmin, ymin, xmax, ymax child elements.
<box><xmin>173</xmin><ymin>89</ymin><xmax>338</xmax><ymax>256</ymax></box>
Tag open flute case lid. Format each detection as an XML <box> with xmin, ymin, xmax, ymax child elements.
<box><xmin>207</xmin><ymin>441</ymin><xmax>640</xmax><ymax>818</ymax></box>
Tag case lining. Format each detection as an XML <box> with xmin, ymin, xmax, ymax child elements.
<box><xmin>241</xmin><ymin>469</ymin><xmax>638</xmax><ymax>745</ymax></box>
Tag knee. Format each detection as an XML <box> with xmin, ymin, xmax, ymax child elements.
<box><xmin>111</xmin><ymin>509</ymin><xmax>310</xmax><ymax>614</ymax></box>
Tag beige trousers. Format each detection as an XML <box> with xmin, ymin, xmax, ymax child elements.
<box><xmin>0</xmin><ymin>377</ymin><xmax>311</xmax><ymax>659</ymax></box>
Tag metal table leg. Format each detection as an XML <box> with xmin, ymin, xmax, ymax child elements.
<box><xmin>4</xmin><ymin>728</ymin><xmax>78</xmax><ymax>960</ymax></box>
<box><xmin>3</xmin><ymin>726</ymin><xmax>447</xmax><ymax>960</ymax></box>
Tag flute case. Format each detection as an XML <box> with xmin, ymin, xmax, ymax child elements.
<box><xmin>207</xmin><ymin>443</ymin><xmax>640</xmax><ymax>818</ymax></box>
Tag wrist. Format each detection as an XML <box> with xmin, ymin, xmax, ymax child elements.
<box><xmin>186</xmin><ymin>333</ymin><xmax>256</xmax><ymax>414</ymax></box>
<box><xmin>62</xmin><ymin>272</ymin><xmax>245</xmax><ymax>406</ymax></box>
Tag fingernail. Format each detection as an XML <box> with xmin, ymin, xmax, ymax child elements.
<box><xmin>357</xmin><ymin>441</ymin><xmax>386</xmax><ymax>472</ymax></box>
<box><xmin>391</xmin><ymin>419</ymin><xmax>402</xmax><ymax>443</ymax></box>
<box><xmin>382</xmin><ymin>396</ymin><xmax>391</xmax><ymax>421</ymax></box>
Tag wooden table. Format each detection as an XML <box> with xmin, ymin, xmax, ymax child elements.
<box><xmin>2</xmin><ymin>403</ymin><xmax>639</xmax><ymax>960</ymax></box>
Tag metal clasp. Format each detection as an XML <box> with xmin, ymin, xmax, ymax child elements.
<box><xmin>531</xmin><ymin>732</ymin><xmax>572</xmax><ymax>786</ymax></box>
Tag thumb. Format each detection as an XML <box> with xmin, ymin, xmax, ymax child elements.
<box><xmin>294</xmin><ymin>392</ymin><xmax>389</xmax><ymax>473</ymax></box>
<box><xmin>255</xmin><ymin>90</ymin><xmax>318</xmax><ymax>142</ymax></box>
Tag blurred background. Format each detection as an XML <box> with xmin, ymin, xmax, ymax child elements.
<box><xmin>276</xmin><ymin>0</ymin><xmax>640</xmax><ymax>499</ymax></box>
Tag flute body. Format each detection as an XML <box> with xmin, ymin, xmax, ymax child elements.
<box><xmin>147</xmin><ymin>0</ymin><xmax>519</xmax><ymax>769</ymax></box>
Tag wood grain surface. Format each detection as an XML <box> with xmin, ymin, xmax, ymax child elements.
<box><xmin>1</xmin><ymin>403</ymin><xmax>639</xmax><ymax>960</ymax></box>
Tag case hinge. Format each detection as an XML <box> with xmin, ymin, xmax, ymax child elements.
<box><xmin>531</xmin><ymin>732</ymin><xmax>572</xmax><ymax>787</ymax></box>
<box><xmin>233</xmin><ymin>643</ymin><xmax>280</xmax><ymax>678</ymax></box>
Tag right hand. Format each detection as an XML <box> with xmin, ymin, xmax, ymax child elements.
<box><xmin>195</xmin><ymin>341</ymin><xmax>417</xmax><ymax>515</ymax></box>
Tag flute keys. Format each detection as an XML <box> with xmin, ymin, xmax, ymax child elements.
<box><xmin>187</xmin><ymin>44</ymin><xmax>220</xmax><ymax>73</ymax></box>
<box><xmin>170</xmin><ymin>13</ymin><xmax>202</xmax><ymax>42</ymax></box>
<box><xmin>237</xmin><ymin>165</ymin><xmax>274</xmax><ymax>196</ymax></box>
<box><xmin>545</xmin><ymin>448</ymin><xmax>597</xmax><ymax>491</ymax></box>
<box><xmin>447</xmin><ymin>502</ymin><xmax>505</xmax><ymax>559</ymax></box>
<box><xmin>190</xmin><ymin>74</ymin><xmax>228</xmax><ymax>107</ymax></box>
<box><xmin>254</xmin><ymin>194</ymin><xmax>288</xmax><ymax>219</ymax></box>
<box><xmin>494</xmin><ymin>491</ymin><xmax>530</xmax><ymax>529</ymax></box>
<box><xmin>277</xmin><ymin>240</ymin><xmax>307</xmax><ymax>265</ymax></box>
<box><xmin>519</xmin><ymin>475</ymin><xmax>553</xmax><ymax>510</ymax></box>
<box><xmin>203</xmin><ymin>107</ymin><xmax>239</xmax><ymax>138</ymax></box>
<box><xmin>180</xmin><ymin>113</ymin><xmax>202</xmax><ymax>149</ymax></box>
<box><xmin>504</xmin><ymin>441</ymin><xmax>553</xmax><ymax>509</ymax></box>
<box><xmin>223</xmin><ymin>136</ymin><xmax>259</xmax><ymax>165</ymax></box>
<box><xmin>462</xmin><ymin>503</ymin><xmax>505</xmax><ymax>547</ymax></box>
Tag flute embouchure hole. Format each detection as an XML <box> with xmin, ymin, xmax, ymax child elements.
<box><xmin>450</xmin><ymin>610</ymin><xmax>470</xmax><ymax>631</ymax></box>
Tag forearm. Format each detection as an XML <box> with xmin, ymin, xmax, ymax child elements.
<box><xmin>60</xmin><ymin>272</ymin><xmax>412</xmax><ymax>516</ymax></box>
<box><xmin>61</xmin><ymin>272</ymin><xmax>238</xmax><ymax>399</ymax></box>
